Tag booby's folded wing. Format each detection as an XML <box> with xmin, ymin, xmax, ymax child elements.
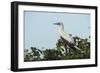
<box><xmin>59</xmin><ymin>30</ymin><xmax>74</xmax><ymax>44</ymax></box>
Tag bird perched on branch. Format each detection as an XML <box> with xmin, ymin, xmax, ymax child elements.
<box><xmin>54</xmin><ymin>22</ymin><xmax>83</xmax><ymax>54</ymax></box>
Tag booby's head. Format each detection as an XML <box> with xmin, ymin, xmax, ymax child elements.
<box><xmin>54</xmin><ymin>22</ymin><xmax>64</xmax><ymax>30</ymax></box>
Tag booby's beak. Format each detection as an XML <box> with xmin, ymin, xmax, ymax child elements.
<box><xmin>53</xmin><ymin>23</ymin><xmax>61</xmax><ymax>25</ymax></box>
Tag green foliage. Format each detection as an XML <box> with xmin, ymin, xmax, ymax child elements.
<box><xmin>24</xmin><ymin>36</ymin><xmax>90</xmax><ymax>62</ymax></box>
<box><xmin>43</xmin><ymin>49</ymin><xmax>61</xmax><ymax>60</ymax></box>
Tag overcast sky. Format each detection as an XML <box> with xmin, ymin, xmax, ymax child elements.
<box><xmin>24</xmin><ymin>11</ymin><xmax>90</xmax><ymax>49</ymax></box>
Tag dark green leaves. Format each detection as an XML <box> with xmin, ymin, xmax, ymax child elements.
<box><xmin>24</xmin><ymin>36</ymin><xmax>90</xmax><ymax>62</ymax></box>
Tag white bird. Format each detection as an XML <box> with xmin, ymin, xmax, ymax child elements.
<box><xmin>54</xmin><ymin>22</ymin><xmax>83</xmax><ymax>53</ymax></box>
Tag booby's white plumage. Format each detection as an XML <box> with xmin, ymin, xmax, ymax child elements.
<box><xmin>54</xmin><ymin>22</ymin><xmax>83</xmax><ymax>52</ymax></box>
<box><xmin>58</xmin><ymin>23</ymin><xmax>74</xmax><ymax>44</ymax></box>
<box><xmin>55</xmin><ymin>22</ymin><xmax>74</xmax><ymax>44</ymax></box>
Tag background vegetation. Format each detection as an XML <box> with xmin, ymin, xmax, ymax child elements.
<box><xmin>24</xmin><ymin>36</ymin><xmax>90</xmax><ymax>62</ymax></box>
